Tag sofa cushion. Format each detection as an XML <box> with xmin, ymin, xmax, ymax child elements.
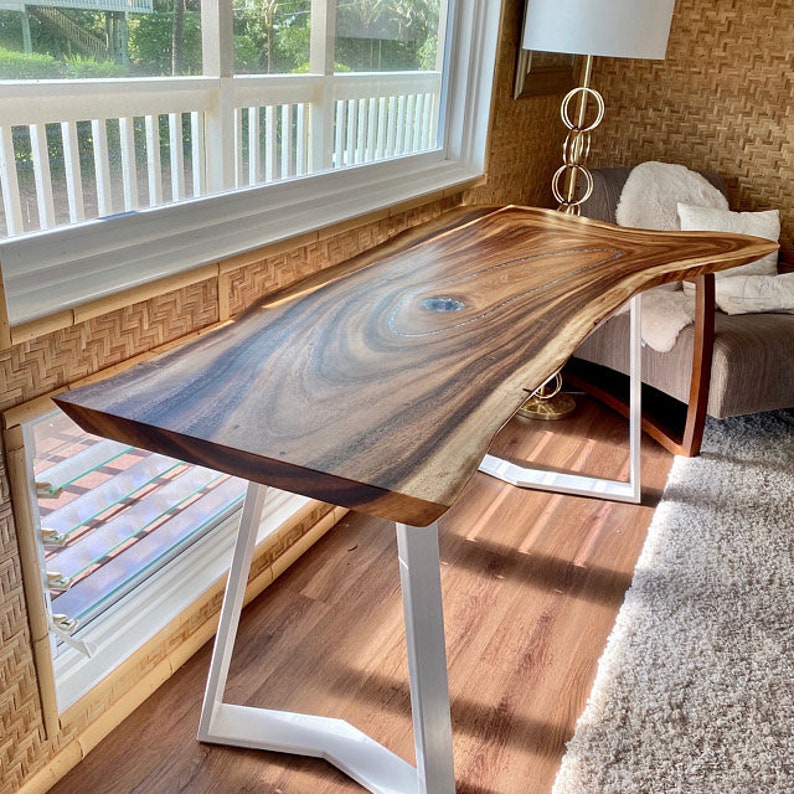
<box><xmin>574</xmin><ymin>311</ymin><xmax>794</xmax><ymax>418</ymax></box>
<box><xmin>714</xmin><ymin>273</ymin><xmax>794</xmax><ymax>315</ymax></box>
<box><xmin>678</xmin><ymin>204</ymin><xmax>780</xmax><ymax>295</ymax></box>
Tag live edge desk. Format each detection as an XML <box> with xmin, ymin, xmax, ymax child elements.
<box><xmin>55</xmin><ymin>206</ymin><xmax>775</xmax><ymax>793</ymax></box>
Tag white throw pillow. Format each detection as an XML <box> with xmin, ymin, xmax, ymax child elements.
<box><xmin>616</xmin><ymin>162</ymin><xmax>729</xmax><ymax>231</ymax></box>
<box><xmin>678</xmin><ymin>204</ymin><xmax>780</xmax><ymax>296</ymax></box>
<box><xmin>715</xmin><ymin>273</ymin><xmax>794</xmax><ymax>315</ymax></box>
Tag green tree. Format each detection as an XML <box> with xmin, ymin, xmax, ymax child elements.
<box><xmin>172</xmin><ymin>0</ymin><xmax>185</xmax><ymax>74</ymax></box>
<box><xmin>129</xmin><ymin>10</ymin><xmax>201</xmax><ymax>75</ymax></box>
<box><xmin>334</xmin><ymin>0</ymin><xmax>439</xmax><ymax>71</ymax></box>
<box><xmin>234</xmin><ymin>0</ymin><xmax>310</xmax><ymax>74</ymax></box>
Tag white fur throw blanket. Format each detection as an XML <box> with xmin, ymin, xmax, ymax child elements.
<box><xmin>614</xmin><ymin>162</ymin><xmax>729</xmax><ymax>351</ymax></box>
<box><xmin>616</xmin><ymin>162</ymin><xmax>728</xmax><ymax>230</ymax></box>
<box><xmin>613</xmin><ymin>289</ymin><xmax>696</xmax><ymax>352</ymax></box>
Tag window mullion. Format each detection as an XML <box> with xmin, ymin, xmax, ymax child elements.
<box><xmin>310</xmin><ymin>0</ymin><xmax>336</xmax><ymax>173</ymax></box>
<box><xmin>201</xmin><ymin>0</ymin><xmax>235</xmax><ymax>192</ymax></box>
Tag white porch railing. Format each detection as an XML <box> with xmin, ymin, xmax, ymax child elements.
<box><xmin>0</xmin><ymin>71</ymin><xmax>442</xmax><ymax>239</ymax></box>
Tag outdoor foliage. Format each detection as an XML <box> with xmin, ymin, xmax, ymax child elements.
<box><xmin>0</xmin><ymin>46</ymin><xmax>126</xmax><ymax>78</ymax></box>
<box><xmin>128</xmin><ymin>11</ymin><xmax>202</xmax><ymax>75</ymax></box>
<box><xmin>0</xmin><ymin>47</ymin><xmax>61</xmax><ymax>78</ymax></box>
<box><xmin>0</xmin><ymin>0</ymin><xmax>440</xmax><ymax>78</ymax></box>
<box><xmin>62</xmin><ymin>54</ymin><xmax>128</xmax><ymax>78</ymax></box>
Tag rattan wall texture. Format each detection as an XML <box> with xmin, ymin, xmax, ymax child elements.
<box><xmin>589</xmin><ymin>0</ymin><xmax>793</xmax><ymax>250</ymax></box>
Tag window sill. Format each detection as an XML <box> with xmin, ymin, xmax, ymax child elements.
<box><xmin>1</xmin><ymin>155</ymin><xmax>481</xmax><ymax>330</ymax></box>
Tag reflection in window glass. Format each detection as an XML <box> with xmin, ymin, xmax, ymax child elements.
<box><xmin>233</xmin><ymin>0</ymin><xmax>310</xmax><ymax>74</ymax></box>
<box><xmin>0</xmin><ymin>0</ymin><xmax>202</xmax><ymax>79</ymax></box>
<box><xmin>335</xmin><ymin>0</ymin><xmax>440</xmax><ymax>73</ymax></box>
<box><xmin>229</xmin><ymin>0</ymin><xmax>441</xmax><ymax>76</ymax></box>
<box><xmin>31</xmin><ymin>409</ymin><xmax>246</xmax><ymax>638</ymax></box>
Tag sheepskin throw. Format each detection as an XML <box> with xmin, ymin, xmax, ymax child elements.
<box><xmin>616</xmin><ymin>162</ymin><xmax>728</xmax><ymax>231</ymax></box>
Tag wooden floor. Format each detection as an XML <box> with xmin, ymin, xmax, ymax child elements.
<box><xmin>48</xmin><ymin>396</ymin><xmax>673</xmax><ymax>794</ymax></box>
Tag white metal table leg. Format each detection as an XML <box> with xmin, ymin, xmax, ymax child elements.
<box><xmin>479</xmin><ymin>293</ymin><xmax>643</xmax><ymax>504</ymax></box>
<box><xmin>397</xmin><ymin>522</ymin><xmax>455</xmax><ymax>794</ymax></box>
<box><xmin>198</xmin><ymin>485</ymin><xmax>456</xmax><ymax>793</ymax></box>
<box><xmin>198</xmin><ymin>480</ymin><xmax>270</xmax><ymax>739</ymax></box>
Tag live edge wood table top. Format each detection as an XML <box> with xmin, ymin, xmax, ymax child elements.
<box><xmin>54</xmin><ymin>205</ymin><xmax>776</xmax><ymax>527</ymax></box>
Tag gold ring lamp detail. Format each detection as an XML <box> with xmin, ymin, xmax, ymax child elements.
<box><xmin>518</xmin><ymin>0</ymin><xmax>676</xmax><ymax>418</ymax></box>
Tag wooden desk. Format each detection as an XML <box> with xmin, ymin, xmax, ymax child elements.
<box><xmin>55</xmin><ymin>206</ymin><xmax>776</xmax><ymax>793</ymax></box>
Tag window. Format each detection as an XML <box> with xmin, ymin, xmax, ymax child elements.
<box><xmin>33</xmin><ymin>409</ymin><xmax>247</xmax><ymax>634</ymax></box>
<box><xmin>0</xmin><ymin>0</ymin><xmax>500</xmax><ymax>327</ymax></box>
<box><xmin>12</xmin><ymin>404</ymin><xmax>310</xmax><ymax>711</ymax></box>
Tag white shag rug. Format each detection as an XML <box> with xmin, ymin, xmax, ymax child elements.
<box><xmin>553</xmin><ymin>410</ymin><xmax>794</xmax><ymax>794</ymax></box>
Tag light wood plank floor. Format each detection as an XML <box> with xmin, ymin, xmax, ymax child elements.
<box><xmin>48</xmin><ymin>396</ymin><xmax>673</xmax><ymax>794</ymax></box>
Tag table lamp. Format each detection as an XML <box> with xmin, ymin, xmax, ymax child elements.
<box><xmin>517</xmin><ymin>0</ymin><xmax>675</xmax><ymax>419</ymax></box>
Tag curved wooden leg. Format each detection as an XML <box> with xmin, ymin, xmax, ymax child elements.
<box><xmin>679</xmin><ymin>273</ymin><xmax>715</xmax><ymax>456</ymax></box>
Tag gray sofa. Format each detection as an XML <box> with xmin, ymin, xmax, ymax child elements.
<box><xmin>568</xmin><ymin>166</ymin><xmax>794</xmax><ymax>454</ymax></box>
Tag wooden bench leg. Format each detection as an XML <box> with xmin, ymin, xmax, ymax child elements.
<box><xmin>679</xmin><ymin>273</ymin><xmax>715</xmax><ymax>456</ymax></box>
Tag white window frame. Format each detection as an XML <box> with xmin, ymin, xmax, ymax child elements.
<box><xmin>0</xmin><ymin>0</ymin><xmax>501</xmax><ymax>328</ymax></box>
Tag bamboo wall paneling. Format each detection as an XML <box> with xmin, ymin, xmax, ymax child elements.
<box><xmin>9</xmin><ymin>312</ymin><xmax>74</xmax><ymax>349</ymax></box>
<box><xmin>0</xmin><ymin>191</ymin><xmax>463</xmax><ymax>794</ymax></box>
<box><xmin>0</xmin><ymin>450</ymin><xmax>48</xmax><ymax>792</ymax></box>
<box><xmin>0</xmin><ymin>263</ymin><xmax>10</xmax><ymax>349</ymax></box>
<box><xmin>589</xmin><ymin>0</ymin><xmax>794</xmax><ymax>249</ymax></box>
<box><xmin>3</xmin><ymin>424</ymin><xmax>59</xmax><ymax>739</ymax></box>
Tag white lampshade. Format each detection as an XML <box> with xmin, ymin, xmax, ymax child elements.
<box><xmin>522</xmin><ymin>0</ymin><xmax>676</xmax><ymax>60</ymax></box>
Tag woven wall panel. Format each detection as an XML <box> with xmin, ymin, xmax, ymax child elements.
<box><xmin>0</xmin><ymin>607</ymin><xmax>43</xmax><ymax>793</ymax></box>
<box><xmin>589</xmin><ymin>0</ymin><xmax>794</xmax><ymax>250</ymax></box>
<box><xmin>0</xmin><ymin>280</ymin><xmax>219</xmax><ymax>414</ymax></box>
<box><xmin>0</xmin><ymin>542</ymin><xmax>25</xmax><ymax>646</ymax></box>
<box><xmin>226</xmin><ymin>249</ymin><xmax>315</xmax><ymax>317</ymax></box>
<box><xmin>1</xmin><ymin>423</ymin><xmax>48</xmax><ymax>794</ymax></box>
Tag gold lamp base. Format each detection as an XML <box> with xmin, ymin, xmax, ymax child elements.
<box><xmin>518</xmin><ymin>372</ymin><xmax>576</xmax><ymax>421</ymax></box>
<box><xmin>518</xmin><ymin>392</ymin><xmax>576</xmax><ymax>421</ymax></box>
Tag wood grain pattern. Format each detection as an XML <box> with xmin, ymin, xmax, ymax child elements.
<box><xmin>54</xmin><ymin>206</ymin><xmax>777</xmax><ymax>526</ymax></box>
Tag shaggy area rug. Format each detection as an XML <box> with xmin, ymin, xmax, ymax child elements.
<box><xmin>553</xmin><ymin>410</ymin><xmax>794</xmax><ymax>794</ymax></box>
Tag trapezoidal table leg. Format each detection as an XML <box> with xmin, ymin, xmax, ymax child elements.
<box><xmin>479</xmin><ymin>293</ymin><xmax>643</xmax><ymax>504</ymax></box>
<box><xmin>198</xmin><ymin>481</ymin><xmax>455</xmax><ymax>794</ymax></box>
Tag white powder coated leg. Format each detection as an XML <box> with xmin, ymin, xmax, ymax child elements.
<box><xmin>397</xmin><ymin>521</ymin><xmax>456</xmax><ymax>794</ymax></box>
<box><xmin>479</xmin><ymin>294</ymin><xmax>643</xmax><ymax>504</ymax></box>
<box><xmin>198</xmin><ymin>480</ymin><xmax>269</xmax><ymax>739</ymax></box>
<box><xmin>198</xmin><ymin>485</ymin><xmax>456</xmax><ymax>793</ymax></box>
